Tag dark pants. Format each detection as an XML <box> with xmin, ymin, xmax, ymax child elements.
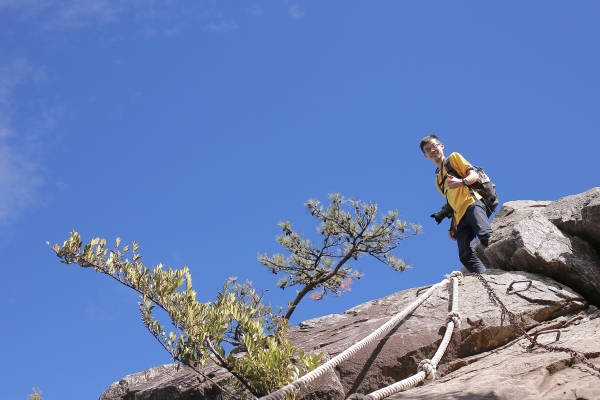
<box><xmin>456</xmin><ymin>200</ymin><xmax>493</xmax><ymax>273</ymax></box>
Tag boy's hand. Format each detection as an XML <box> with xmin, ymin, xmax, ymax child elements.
<box><xmin>448</xmin><ymin>226</ymin><xmax>457</xmax><ymax>241</ymax></box>
<box><xmin>447</xmin><ymin>175</ymin><xmax>463</xmax><ymax>189</ymax></box>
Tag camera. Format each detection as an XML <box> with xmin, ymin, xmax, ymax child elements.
<box><xmin>430</xmin><ymin>203</ymin><xmax>453</xmax><ymax>224</ymax></box>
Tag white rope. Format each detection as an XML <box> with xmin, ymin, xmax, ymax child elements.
<box><xmin>361</xmin><ymin>272</ymin><xmax>462</xmax><ymax>400</ymax></box>
<box><xmin>258</xmin><ymin>276</ymin><xmax>452</xmax><ymax>400</ymax></box>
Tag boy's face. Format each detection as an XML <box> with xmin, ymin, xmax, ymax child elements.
<box><xmin>423</xmin><ymin>140</ymin><xmax>444</xmax><ymax>164</ymax></box>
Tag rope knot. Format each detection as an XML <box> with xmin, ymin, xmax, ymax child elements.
<box><xmin>447</xmin><ymin>311</ymin><xmax>462</xmax><ymax>328</ymax></box>
<box><xmin>417</xmin><ymin>359</ymin><xmax>436</xmax><ymax>383</ymax></box>
<box><xmin>448</xmin><ymin>271</ymin><xmax>463</xmax><ymax>282</ymax></box>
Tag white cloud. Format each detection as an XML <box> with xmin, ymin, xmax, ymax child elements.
<box><xmin>45</xmin><ymin>0</ymin><xmax>121</xmax><ymax>29</ymax></box>
<box><xmin>0</xmin><ymin>0</ymin><xmax>49</xmax><ymax>12</ymax></box>
<box><xmin>1</xmin><ymin>0</ymin><xmax>231</xmax><ymax>36</ymax></box>
<box><xmin>0</xmin><ymin>59</ymin><xmax>45</xmax><ymax>225</ymax></box>
<box><xmin>248</xmin><ymin>4</ymin><xmax>262</xmax><ymax>17</ymax></box>
<box><xmin>203</xmin><ymin>19</ymin><xmax>239</xmax><ymax>33</ymax></box>
<box><xmin>289</xmin><ymin>4</ymin><xmax>305</xmax><ymax>19</ymax></box>
<box><xmin>86</xmin><ymin>306</ymin><xmax>115</xmax><ymax>322</ymax></box>
<box><xmin>0</xmin><ymin>58</ymin><xmax>40</xmax><ymax>104</ymax></box>
<box><xmin>0</xmin><ymin>0</ymin><xmax>253</xmax><ymax>40</ymax></box>
<box><xmin>1</xmin><ymin>0</ymin><xmax>122</xmax><ymax>28</ymax></box>
<box><xmin>142</xmin><ymin>23</ymin><xmax>184</xmax><ymax>37</ymax></box>
<box><xmin>164</xmin><ymin>24</ymin><xmax>183</xmax><ymax>36</ymax></box>
<box><xmin>0</xmin><ymin>140</ymin><xmax>42</xmax><ymax>224</ymax></box>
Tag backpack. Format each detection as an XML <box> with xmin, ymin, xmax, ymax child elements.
<box><xmin>442</xmin><ymin>158</ymin><xmax>498</xmax><ymax>217</ymax></box>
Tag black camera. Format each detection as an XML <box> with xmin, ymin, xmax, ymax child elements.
<box><xmin>430</xmin><ymin>203</ymin><xmax>453</xmax><ymax>224</ymax></box>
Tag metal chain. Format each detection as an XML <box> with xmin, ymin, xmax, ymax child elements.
<box><xmin>474</xmin><ymin>273</ymin><xmax>600</xmax><ymax>374</ymax></box>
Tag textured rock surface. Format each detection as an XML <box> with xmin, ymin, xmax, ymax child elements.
<box><xmin>543</xmin><ymin>187</ymin><xmax>600</xmax><ymax>250</ymax></box>
<box><xmin>99</xmin><ymin>363</ymin><xmax>233</xmax><ymax>400</ymax></box>
<box><xmin>485</xmin><ymin>199</ymin><xmax>600</xmax><ymax>306</ymax></box>
<box><xmin>388</xmin><ymin>307</ymin><xmax>600</xmax><ymax>400</ymax></box>
<box><xmin>287</xmin><ymin>271</ymin><xmax>588</xmax><ymax>398</ymax></box>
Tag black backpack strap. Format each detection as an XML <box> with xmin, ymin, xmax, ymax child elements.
<box><xmin>443</xmin><ymin>157</ymin><xmax>463</xmax><ymax>179</ymax></box>
<box><xmin>435</xmin><ymin>159</ymin><xmax>454</xmax><ymax>225</ymax></box>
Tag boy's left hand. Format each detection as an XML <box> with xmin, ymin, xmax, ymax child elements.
<box><xmin>447</xmin><ymin>175</ymin><xmax>463</xmax><ymax>189</ymax></box>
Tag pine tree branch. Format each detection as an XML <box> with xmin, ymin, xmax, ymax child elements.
<box><xmin>284</xmin><ymin>249</ymin><xmax>355</xmax><ymax>320</ymax></box>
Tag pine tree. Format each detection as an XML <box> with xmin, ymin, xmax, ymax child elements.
<box><xmin>259</xmin><ymin>193</ymin><xmax>421</xmax><ymax>320</ymax></box>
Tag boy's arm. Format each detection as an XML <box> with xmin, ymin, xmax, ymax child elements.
<box><xmin>446</xmin><ymin>152</ymin><xmax>479</xmax><ymax>189</ymax></box>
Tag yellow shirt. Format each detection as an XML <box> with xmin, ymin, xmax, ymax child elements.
<box><xmin>435</xmin><ymin>152</ymin><xmax>481</xmax><ymax>225</ymax></box>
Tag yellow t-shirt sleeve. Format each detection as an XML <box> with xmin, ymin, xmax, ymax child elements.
<box><xmin>448</xmin><ymin>152</ymin><xmax>472</xmax><ymax>178</ymax></box>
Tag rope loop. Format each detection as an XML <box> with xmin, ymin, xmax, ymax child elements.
<box><xmin>448</xmin><ymin>271</ymin><xmax>463</xmax><ymax>282</ymax></box>
<box><xmin>447</xmin><ymin>310</ymin><xmax>462</xmax><ymax>328</ymax></box>
<box><xmin>417</xmin><ymin>359</ymin><xmax>436</xmax><ymax>383</ymax></box>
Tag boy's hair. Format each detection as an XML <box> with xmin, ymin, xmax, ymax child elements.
<box><xmin>419</xmin><ymin>134</ymin><xmax>440</xmax><ymax>153</ymax></box>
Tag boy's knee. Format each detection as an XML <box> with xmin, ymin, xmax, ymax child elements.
<box><xmin>477</xmin><ymin>225</ymin><xmax>492</xmax><ymax>247</ymax></box>
<box><xmin>480</xmin><ymin>237</ymin><xmax>490</xmax><ymax>248</ymax></box>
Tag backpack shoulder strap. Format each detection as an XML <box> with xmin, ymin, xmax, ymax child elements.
<box><xmin>443</xmin><ymin>157</ymin><xmax>463</xmax><ymax>179</ymax></box>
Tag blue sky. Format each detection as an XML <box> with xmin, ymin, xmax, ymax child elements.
<box><xmin>1</xmin><ymin>1</ymin><xmax>599</xmax><ymax>399</ymax></box>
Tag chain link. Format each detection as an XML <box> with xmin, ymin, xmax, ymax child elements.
<box><xmin>474</xmin><ymin>273</ymin><xmax>600</xmax><ymax>374</ymax></box>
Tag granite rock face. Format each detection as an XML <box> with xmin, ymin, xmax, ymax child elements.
<box><xmin>485</xmin><ymin>190</ymin><xmax>600</xmax><ymax>306</ymax></box>
<box><xmin>387</xmin><ymin>306</ymin><xmax>600</xmax><ymax>400</ymax></box>
<box><xmin>288</xmin><ymin>271</ymin><xmax>588</xmax><ymax>398</ymax></box>
<box><xmin>99</xmin><ymin>362</ymin><xmax>234</xmax><ymax>400</ymax></box>
<box><xmin>542</xmin><ymin>187</ymin><xmax>600</xmax><ymax>251</ymax></box>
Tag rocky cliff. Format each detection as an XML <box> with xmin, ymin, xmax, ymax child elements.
<box><xmin>100</xmin><ymin>188</ymin><xmax>600</xmax><ymax>400</ymax></box>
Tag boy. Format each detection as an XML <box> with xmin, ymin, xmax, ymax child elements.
<box><xmin>420</xmin><ymin>134</ymin><xmax>492</xmax><ymax>273</ymax></box>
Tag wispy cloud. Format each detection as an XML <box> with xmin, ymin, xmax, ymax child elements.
<box><xmin>0</xmin><ymin>58</ymin><xmax>45</xmax><ymax>103</ymax></box>
<box><xmin>86</xmin><ymin>306</ymin><xmax>115</xmax><ymax>322</ymax></box>
<box><xmin>1</xmin><ymin>0</ymin><xmax>234</xmax><ymax>36</ymax></box>
<box><xmin>45</xmin><ymin>0</ymin><xmax>121</xmax><ymax>29</ymax></box>
<box><xmin>142</xmin><ymin>23</ymin><xmax>184</xmax><ymax>38</ymax></box>
<box><xmin>203</xmin><ymin>19</ymin><xmax>239</xmax><ymax>33</ymax></box>
<box><xmin>0</xmin><ymin>0</ymin><xmax>48</xmax><ymax>12</ymax></box>
<box><xmin>0</xmin><ymin>140</ymin><xmax>42</xmax><ymax>224</ymax></box>
<box><xmin>0</xmin><ymin>0</ymin><xmax>222</xmax><ymax>31</ymax></box>
<box><xmin>1</xmin><ymin>0</ymin><xmax>121</xmax><ymax>28</ymax></box>
<box><xmin>164</xmin><ymin>24</ymin><xmax>183</xmax><ymax>36</ymax></box>
<box><xmin>248</xmin><ymin>4</ymin><xmax>262</xmax><ymax>17</ymax></box>
<box><xmin>0</xmin><ymin>59</ymin><xmax>45</xmax><ymax>225</ymax></box>
<box><xmin>289</xmin><ymin>4</ymin><xmax>305</xmax><ymax>19</ymax></box>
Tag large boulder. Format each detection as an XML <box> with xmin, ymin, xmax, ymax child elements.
<box><xmin>542</xmin><ymin>187</ymin><xmax>600</xmax><ymax>251</ymax></box>
<box><xmin>485</xmin><ymin>197</ymin><xmax>600</xmax><ymax>306</ymax></box>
